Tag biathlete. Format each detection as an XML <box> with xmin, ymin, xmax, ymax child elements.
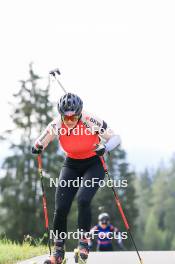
<box><xmin>32</xmin><ymin>93</ymin><xmax>121</xmax><ymax>264</ymax></box>
<box><xmin>89</xmin><ymin>213</ymin><xmax>125</xmax><ymax>251</ymax></box>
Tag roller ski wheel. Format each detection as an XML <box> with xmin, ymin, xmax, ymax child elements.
<box><xmin>44</xmin><ymin>239</ymin><xmax>66</xmax><ymax>264</ymax></box>
<box><xmin>74</xmin><ymin>248</ymin><xmax>79</xmax><ymax>263</ymax></box>
<box><xmin>74</xmin><ymin>248</ymin><xmax>88</xmax><ymax>264</ymax></box>
<box><xmin>43</xmin><ymin>255</ymin><xmax>66</xmax><ymax>264</ymax></box>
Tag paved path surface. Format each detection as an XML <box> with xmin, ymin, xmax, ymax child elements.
<box><xmin>17</xmin><ymin>251</ymin><xmax>175</xmax><ymax>264</ymax></box>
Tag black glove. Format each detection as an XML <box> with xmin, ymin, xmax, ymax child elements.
<box><xmin>31</xmin><ymin>144</ymin><xmax>43</xmax><ymax>154</ymax></box>
<box><xmin>94</xmin><ymin>143</ymin><xmax>106</xmax><ymax>156</ymax></box>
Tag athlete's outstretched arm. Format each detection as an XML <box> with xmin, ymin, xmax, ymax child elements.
<box><xmin>32</xmin><ymin>117</ymin><xmax>61</xmax><ymax>154</ymax></box>
<box><xmin>97</xmin><ymin>120</ymin><xmax>121</xmax><ymax>152</ymax></box>
<box><xmin>81</xmin><ymin>111</ymin><xmax>121</xmax><ymax>153</ymax></box>
<box><xmin>103</xmin><ymin>134</ymin><xmax>121</xmax><ymax>152</ymax></box>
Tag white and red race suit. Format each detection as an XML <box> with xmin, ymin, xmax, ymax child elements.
<box><xmin>34</xmin><ymin>110</ymin><xmax>121</xmax><ymax>159</ymax></box>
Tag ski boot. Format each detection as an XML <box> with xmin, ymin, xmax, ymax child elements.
<box><xmin>74</xmin><ymin>239</ymin><xmax>89</xmax><ymax>264</ymax></box>
<box><xmin>44</xmin><ymin>239</ymin><xmax>66</xmax><ymax>264</ymax></box>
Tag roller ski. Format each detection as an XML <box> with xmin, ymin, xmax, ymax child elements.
<box><xmin>44</xmin><ymin>240</ymin><xmax>66</xmax><ymax>264</ymax></box>
<box><xmin>74</xmin><ymin>239</ymin><xmax>89</xmax><ymax>264</ymax></box>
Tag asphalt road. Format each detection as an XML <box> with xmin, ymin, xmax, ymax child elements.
<box><xmin>17</xmin><ymin>251</ymin><xmax>175</xmax><ymax>264</ymax></box>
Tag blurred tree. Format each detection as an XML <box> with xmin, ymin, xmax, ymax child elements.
<box><xmin>135</xmin><ymin>169</ymin><xmax>152</xmax><ymax>248</ymax></box>
<box><xmin>144</xmin><ymin>210</ymin><xmax>167</xmax><ymax>250</ymax></box>
<box><xmin>0</xmin><ymin>63</ymin><xmax>64</xmax><ymax>242</ymax></box>
<box><xmin>136</xmin><ymin>155</ymin><xmax>175</xmax><ymax>250</ymax></box>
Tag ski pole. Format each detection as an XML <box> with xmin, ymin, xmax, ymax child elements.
<box><xmin>99</xmin><ymin>156</ymin><xmax>143</xmax><ymax>264</ymax></box>
<box><xmin>37</xmin><ymin>155</ymin><xmax>52</xmax><ymax>256</ymax></box>
<box><xmin>49</xmin><ymin>68</ymin><xmax>67</xmax><ymax>94</ymax></box>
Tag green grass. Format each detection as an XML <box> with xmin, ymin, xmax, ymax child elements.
<box><xmin>0</xmin><ymin>238</ymin><xmax>48</xmax><ymax>264</ymax></box>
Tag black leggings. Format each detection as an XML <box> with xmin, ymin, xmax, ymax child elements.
<box><xmin>53</xmin><ymin>155</ymin><xmax>105</xmax><ymax>238</ymax></box>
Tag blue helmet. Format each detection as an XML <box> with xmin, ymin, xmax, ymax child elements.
<box><xmin>58</xmin><ymin>93</ymin><xmax>83</xmax><ymax>116</ymax></box>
